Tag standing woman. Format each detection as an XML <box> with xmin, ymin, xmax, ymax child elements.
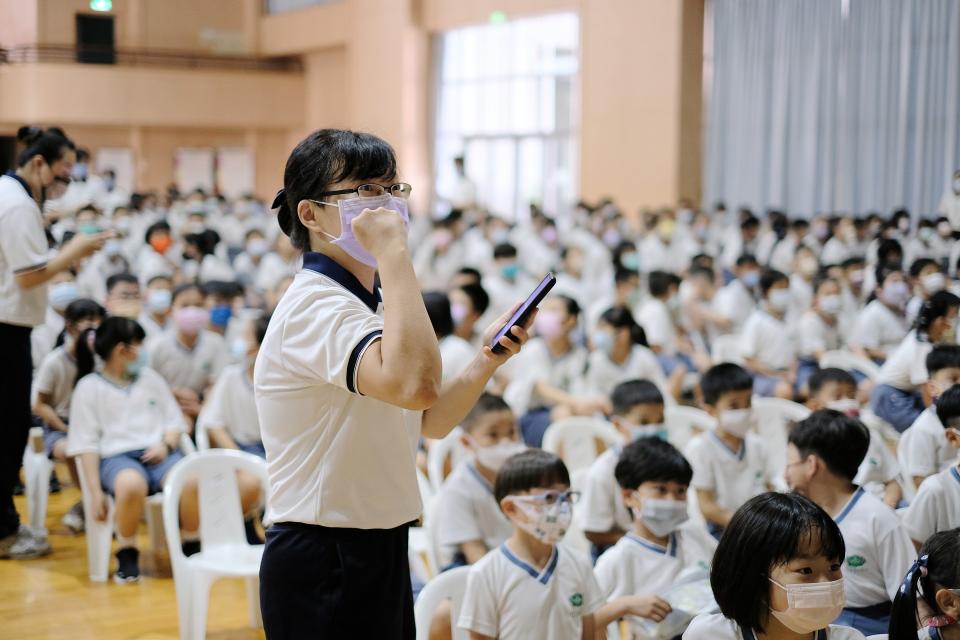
<box><xmin>0</xmin><ymin>126</ymin><xmax>109</xmax><ymax>559</ymax></box>
<box><xmin>255</xmin><ymin>129</ymin><xmax>532</xmax><ymax>638</ymax></box>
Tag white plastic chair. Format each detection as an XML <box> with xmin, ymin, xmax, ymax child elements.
<box><xmin>751</xmin><ymin>397</ymin><xmax>811</xmax><ymax>479</ymax></box>
<box><xmin>413</xmin><ymin>566</ymin><xmax>471</xmax><ymax>640</ymax></box>
<box><xmin>22</xmin><ymin>426</ymin><xmax>53</xmax><ymax>534</ymax></box>
<box><xmin>426</xmin><ymin>427</ymin><xmax>468</xmax><ymax>492</ymax></box>
<box><xmin>664</xmin><ymin>405</ymin><xmax>717</xmax><ymax>450</ymax></box>
<box><xmin>711</xmin><ymin>334</ymin><xmax>743</xmax><ymax>365</ymax></box>
<box><xmin>193</xmin><ymin>419</ymin><xmax>211</xmax><ymax>451</ymax></box>
<box><xmin>76</xmin><ymin>462</ymin><xmax>116</xmax><ymax>582</ymax></box>
<box><xmin>819</xmin><ymin>350</ymin><xmax>881</xmax><ymax>382</ymax></box>
<box><xmin>564</xmin><ymin>467</ymin><xmax>592</xmax><ymax>556</ymax></box>
<box><xmin>162</xmin><ymin>449</ymin><xmax>268</xmax><ymax>640</ymax></box>
<box><xmin>542</xmin><ymin>417</ymin><xmax>625</xmax><ymax>474</ymax></box>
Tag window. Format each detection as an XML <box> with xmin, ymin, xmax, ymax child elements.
<box><xmin>433</xmin><ymin>13</ymin><xmax>579</xmax><ymax>221</ymax></box>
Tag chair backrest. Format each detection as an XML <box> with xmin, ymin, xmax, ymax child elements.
<box><xmin>193</xmin><ymin>417</ymin><xmax>211</xmax><ymax>451</ymax></box>
<box><xmin>427</xmin><ymin>427</ymin><xmax>468</xmax><ymax>492</ymax></box>
<box><xmin>751</xmin><ymin>397</ymin><xmax>812</xmax><ymax>479</ymax></box>
<box><xmin>413</xmin><ymin>566</ymin><xmax>471</xmax><ymax>640</ymax></box>
<box><xmin>162</xmin><ymin>449</ymin><xmax>268</xmax><ymax>562</ymax></box>
<box><xmin>819</xmin><ymin>350</ymin><xmax>881</xmax><ymax>381</ymax></box>
<box><xmin>564</xmin><ymin>467</ymin><xmax>592</xmax><ymax>555</ymax></box>
<box><xmin>664</xmin><ymin>405</ymin><xmax>717</xmax><ymax>450</ymax></box>
<box><xmin>542</xmin><ymin>417</ymin><xmax>624</xmax><ymax>473</ymax></box>
<box><xmin>711</xmin><ymin>334</ymin><xmax>743</xmax><ymax>365</ymax></box>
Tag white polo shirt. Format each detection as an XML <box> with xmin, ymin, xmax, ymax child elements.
<box><xmin>458</xmin><ymin>543</ymin><xmax>604</xmax><ymax>640</ymax></box>
<box><xmin>581</xmin><ymin>446</ymin><xmax>633</xmax><ymax>534</ymax></box>
<box><xmin>637</xmin><ymin>298</ymin><xmax>678</xmax><ymax>355</ymax></box>
<box><xmin>903</xmin><ymin>466</ymin><xmax>960</xmax><ymax>544</ymax></box>
<box><xmin>66</xmin><ymin>368</ymin><xmax>186</xmax><ymax>458</ymax></box>
<box><xmin>148</xmin><ymin>329</ymin><xmax>230</xmax><ymax>394</ymax></box>
<box><xmin>434</xmin><ymin>462</ymin><xmax>512</xmax><ymax>566</ymax></box>
<box><xmin>685</xmin><ymin>432</ymin><xmax>773</xmax><ymax>514</ymax></box>
<box><xmin>0</xmin><ymin>173</ymin><xmax>49</xmax><ymax>327</ymax></box>
<box><xmin>797</xmin><ymin>310</ymin><xmax>841</xmax><ymax>359</ymax></box>
<box><xmin>254</xmin><ymin>252</ymin><xmax>423</xmax><ymax>529</ymax></box>
<box><xmin>711</xmin><ymin>279</ymin><xmax>755</xmax><ymax>334</ymax></box>
<box><xmin>196</xmin><ymin>363</ymin><xmax>261</xmax><ymax>445</ymax></box>
<box><xmin>439</xmin><ymin>334</ymin><xmax>475</xmax><ymax>384</ymax></box>
<box><xmin>504</xmin><ymin>338</ymin><xmax>588</xmax><ymax>415</ymax></box>
<box><xmin>740</xmin><ymin>309</ymin><xmax>796</xmax><ymax>370</ymax></box>
<box><xmin>683</xmin><ymin>613</ymin><xmax>865</xmax><ymax>639</ymax></box>
<box><xmin>854</xmin><ymin>428</ymin><xmax>900</xmax><ymax>493</ymax></box>
<box><xmin>31</xmin><ymin>345</ymin><xmax>77</xmax><ymax>421</ymax></box>
<box><xmin>898</xmin><ymin>408</ymin><xmax>956</xmax><ymax>479</ymax></box>
<box><xmin>582</xmin><ymin>346</ymin><xmax>669</xmax><ymax>399</ymax></box>
<box><xmin>834</xmin><ymin>488</ymin><xmax>915</xmax><ymax>608</ymax></box>
<box><xmin>851</xmin><ymin>300</ymin><xmax>908</xmax><ymax>357</ymax></box>
<box><xmin>877</xmin><ymin>331</ymin><xmax>932</xmax><ymax>391</ymax></box>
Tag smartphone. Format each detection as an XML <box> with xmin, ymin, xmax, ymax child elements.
<box><xmin>490</xmin><ymin>273</ymin><xmax>557</xmax><ymax>354</ymax></box>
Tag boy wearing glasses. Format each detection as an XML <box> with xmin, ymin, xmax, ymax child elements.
<box><xmin>458</xmin><ymin>449</ymin><xmax>603</xmax><ymax>640</ymax></box>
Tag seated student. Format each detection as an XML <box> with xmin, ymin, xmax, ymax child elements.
<box><xmin>585</xmin><ymin>267</ymin><xmax>641</xmax><ymax>337</ymax></box>
<box><xmin>66</xmin><ymin>317</ymin><xmax>201</xmax><ymax>583</ymax></box>
<box><xmin>784</xmin><ymin>410</ymin><xmax>914</xmax><ymax>636</ymax></box>
<box><xmin>138</xmin><ymin>274</ymin><xmax>172</xmax><ymax>338</ymax></box>
<box><xmin>683</xmin><ymin>492</ymin><xmax>864</xmax><ymax>640</ymax></box>
<box><xmin>903</xmin><ymin>385</ymin><xmax>960</xmax><ymax>546</ymax></box>
<box><xmin>905</xmin><ymin>257</ymin><xmax>947</xmax><ymax>325</ymax></box>
<box><xmin>458</xmin><ymin>450</ymin><xmax>603</xmax><ymax>640</ymax></box>
<box><xmin>423</xmin><ymin>291</ymin><xmax>476</xmax><ymax>383</ymax></box>
<box><xmin>850</xmin><ymin>267</ymin><xmax>911</xmax><ymax>363</ymax></box>
<box><xmin>888</xmin><ymin>529</ymin><xmax>960</xmax><ymax>640</ymax></box>
<box><xmin>796</xmin><ymin>277</ymin><xmax>843</xmax><ymax>392</ymax></box>
<box><xmin>871</xmin><ymin>290</ymin><xmax>960</xmax><ymax>432</ymax></box>
<box><xmin>740</xmin><ymin>269</ymin><xmax>797</xmax><ymax>399</ymax></box>
<box><xmin>711</xmin><ymin>254</ymin><xmax>760</xmax><ymax>336</ymax></box>
<box><xmin>449</xmin><ymin>281</ymin><xmax>490</xmax><ymax>347</ymax></box>
<box><xmin>148</xmin><ymin>283</ymin><xmax>230</xmax><ymax>422</ymax></box>
<box><xmin>593</xmin><ymin>437</ymin><xmax>716</xmax><ymax>638</ymax></box>
<box><xmin>203</xmin><ymin>280</ymin><xmax>243</xmax><ymax>338</ymax></box>
<box><xmin>898</xmin><ymin>345</ymin><xmax>960</xmax><ymax>489</ymax></box>
<box><xmin>434</xmin><ymin>394</ymin><xmax>523</xmax><ymax>568</ymax></box>
<box><xmin>582</xmin><ymin>380</ymin><xmax>667</xmax><ymax>558</ymax></box>
<box><xmin>638</xmin><ymin>270</ymin><xmax>694</xmax><ymax>376</ymax></box>
<box><xmin>31</xmin><ymin>298</ymin><xmax>106</xmax><ymax>533</ymax></box>
<box><xmin>104</xmin><ymin>272</ymin><xmax>142</xmax><ymax>319</ymax></box>
<box><xmin>686</xmin><ymin>363</ymin><xmax>777</xmax><ymax>538</ymax></box>
<box><xmin>806</xmin><ymin>368</ymin><xmax>902</xmax><ymax>509</ymax></box>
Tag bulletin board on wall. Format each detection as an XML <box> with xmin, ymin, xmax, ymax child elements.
<box><xmin>175</xmin><ymin>147</ymin><xmax>216</xmax><ymax>194</ymax></box>
<box><xmin>95</xmin><ymin>147</ymin><xmax>135</xmax><ymax>193</ymax></box>
<box><xmin>216</xmin><ymin>147</ymin><xmax>255</xmax><ymax>199</ymax></box>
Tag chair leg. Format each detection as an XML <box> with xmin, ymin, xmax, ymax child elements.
<box><xmin>32</xmin><ymin>458</ymin><xmax>52</xmax><ymax>534</ymax></box>
<box><xmin>190</xmin><ymin>573</ymin><xmax>213</xmax><ymax>640</ymax></box>
<box><xmin>173</xmin><ymin>566</ymin><xmax>193</xmax><ymax>640</ymax></box>
<box><xmin>245</xmin><ymin>575</ymin><xmax>262</xmax><ymax>628</ymax></box>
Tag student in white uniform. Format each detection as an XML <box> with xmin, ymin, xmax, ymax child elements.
<box><xmin>686</xmin><ymin>363</ymin><xmax>777</xmax><ymax>538</ymax></box>
<box><xmin>458</xmin><ymin>450</ymin><xmax>604</xmax><ymax>639</ymax></box>
<box><xmin>31</xmin><ymin>298</ymin><xmax>105</xmax><ymax>532</ymax></box>
<box><xmin>449</xmin><ymin>281</ymin><xmax>489</xmax><ymax>348</ymax></box>
<box><xmin>683</xmin><ymin>492</ymin><xmax>863</xmax><ymax>640</ymax></box>
<box><xmin>850</xmin><ymin>268</ymin><xmax>911</xmax><ymax>363</ymax></box>
<box><xmin>888</xmin><ymin>529</ymin><xmax>960</xmax><ymax>640</ymax></box>
<box><xmin>434</xmin><ymin>394</ymin><xmax>522</xmax><ymax>568</ymax></box>
<box><xmin>639</xmin><ymin>270</ymin><xmax>697</xmax><ymax>376</ymax></box>
<box><xmin>256</xmin><ymin>130</ymin><xmax>530</xmax><ymax>638</ymax></box>
<box><xmin>138</xmin><ymin>274</ymin><xmax>172</xmax><ymax>339</ymax></box>
<box><xmin>784</xmin><ymin>410</ymin><xmax>915</xmax><ymax>635</ymax></box>
<box><xmin>594</xmin><ymin>437</ymin><xmax>716</xmax><ymax>638</ymax></box>
<box><xmin>897</xmin><ymin>345</ymin><xmax>960</xmax><ymax>490</ymax></box>
<box><xmin>0</xmin><ymin>126</ymin><xmax>111</xmax><ymax>559</ymax></box>
<box><xmin>903</xmin><ymin>385</ymin><xmax>960</xmax><ymax>545</ymax></box>
<box><xmin>797</xmin><ymin>277</ymin><xmax>844</xmax><ymax>392</ymax></box>
<box><xmin>582</xmin><ymin>380</ymin><xmax>665</xmax><ymax>557</ymax></box>
<box><xmin>740</xmin><ymin>269</ymin><xmax>797</xmax><ymax>399</ymax></box>
<box><xmin>423</xmin><ymin>291</ymin><xmax>476</xmax><ymax>384</ymax></box>
<box><xmin>67</xmin><ymin>317</ymin><xmax>207</xmax><ymax>583</ymax></box>
<box><xmin>711</xmin><ymin>255</ymin><xmax>760</xmax><ymax>336</ymax></box>
<box><xmin>871</xmin><ymin>291</ymin><xmax>960</xmax><ymax>432</ymax></box>
<box><xmin>806</xmin><ymin>368</ymin><xmax>902</xmax><ymax>509</ymax></box>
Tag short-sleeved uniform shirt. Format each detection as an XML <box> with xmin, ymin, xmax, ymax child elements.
<box><xmin>0</xmin><ymin>173</ymin><xmax>49</xmax><ymax>327</ymax></box>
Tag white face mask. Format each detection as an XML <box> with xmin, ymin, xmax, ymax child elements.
<box><xmin>511</xmin><ymin>498</ymin><xmax>573</xmax><ymax>545</ymax></box>
<box><xmin>627</xmin><ymin>422</ymin><xmax>668</xmax><ymax>441</ymax></box>
<box><xmin>769</xmin><ymin>288</ymin><xmax>792</xmax><ymax>312</ymax></box>
<box><xmin>635</xmin><ymin>496</ymin><xmax>689</xmax><ymax>537</ymax></box>
<box><xmin>923</xmin><ymin>272</ymin><xmax>947</xmax><ymax>294</ymax></box>
<box><xmin>819</xmin><ymin>294</ymin><xmax>842</xmax><ymax>316</ymax></box>
<box><xmin>473</xmin><ymin>440</ymin><xmax>526</xmax><ymax>473</ymax></box>
<box><xmin>768</xmin><ymin>577</ymin><xmax>845</xmax><ymax>634</ymax></box>
<box><xmin>719</xmin><ymin>408</ymin><xmax>753</xmax><ymax>437</ymax></box>
<box><xmin>825</xmin><ymin>398</ymin><xmax>860</xmax><ymax>417</ymax></box>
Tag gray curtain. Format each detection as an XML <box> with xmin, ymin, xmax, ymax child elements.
<box><xmin>704</xmin><ymin>0</ymin><xmax>960</xmax><ymax>218</ymax></box>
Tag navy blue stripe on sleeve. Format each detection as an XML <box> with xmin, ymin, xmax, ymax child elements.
<box><xmin>346</xmin><ymin>330</ymin><xmax>383</xmax><ymax>394</ymax></box>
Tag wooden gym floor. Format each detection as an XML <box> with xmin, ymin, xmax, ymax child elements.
<box><xmin>2</xmin><ymin>473</ymin><xmax>265</xmax><ymax>640</ymax></box>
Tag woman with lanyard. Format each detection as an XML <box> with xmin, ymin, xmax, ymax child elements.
<box><xmin>255</xmin><ymin>129</ymin><xmax>532</xmax><ymax>638</ymax></box>
<box><xmin>0</xmin><ymin>126</ymin><xmax>110</xmax><ymax>559</ymax></box>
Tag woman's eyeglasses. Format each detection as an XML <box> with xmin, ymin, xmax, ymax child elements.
<box><xmin>316</xmin><ymin>183</ymin><xmax>412</xmax><ymax>200</ymax></box>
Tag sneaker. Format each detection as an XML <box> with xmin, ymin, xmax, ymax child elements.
<box><xmin>61</xmin><ymin>501</ymin><xmax>85</xmax><ymax>533</ymax></box>
<box><xmin>114</xmin><ymin>547</ymin><xmax>140</xmax><ymax>583</ymax></box>
<box><xmin>244</xmin><ymin>518</ymin><xmax>264</xmax><ymax>545</ymax></box>
<box><xmin>49</xmin><ymin>471</ymin><xmax>61</xmax><ymax>494</ymax></box>
<box><xmin>182</xmin><ymin>540</ymin><xmax>201</xmax><ymax>557</ymax></box>
<box><xmin>0</xmin><ymin>526</ymin><xmax>52</xmax><ymax>559</ymax></box>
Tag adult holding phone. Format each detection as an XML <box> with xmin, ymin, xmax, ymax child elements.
<box><xmin>0</xmin><ymin>126</ymin><xmax>111</xmax><ymax>559</ymax></box>
<box><xmin>256</xmin><ymin>129</ymin><xmax>533</xmax><ymax>639</ymax></box>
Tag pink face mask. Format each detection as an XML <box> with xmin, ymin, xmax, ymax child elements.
<box><xmin>174</xmin><ymin>306</ymin><xmax>209</xmax><ymax>336</ymax></box>
<box><xmin>534</xmin><ymin>310</ymin><xmax>565</xmax><ymax>339</ymax></box>
<box><xmin>317</xmin><ymin>194</ymin><xmax>410</xmax><ymax>268</ymax></box>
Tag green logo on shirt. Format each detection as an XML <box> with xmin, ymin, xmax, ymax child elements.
<box><xmin>570</xmin><ymin>593</ymin><xmax>583</xmax><ymax>607</ymax></box>
<box><xmin>847</xmin><ymin>555</ymin><xmax>866</xmax><ymax>568</ymax></box>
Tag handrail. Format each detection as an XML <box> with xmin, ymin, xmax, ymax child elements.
<box><xmin>0</xmin><ymin>44</ymin><xmax>302</xmax><ymax>72</ymax></box>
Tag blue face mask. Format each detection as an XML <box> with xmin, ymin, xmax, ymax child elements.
<box><xmin>501</xmin><ymin>263</ymin><xmax>520</xmax><ymax>281</ymax></box>
<box><xmin>741</xmin><ymin>271</ymin><xmax>760</xmax><ymax>288</ymax></box>
<box><xmin>210</xmin><ymin>304</ymin><xmax>232</xmax><ymax>328</ymax></box>
<box><xmin>49</xmin><ymin>281</ymin><xmax>80</xmax><ymax>312</ymax></box>
<box><xmin>592</xmin><ymin>331</ymin><xmax>615</xmax><ymax>356</ymax></box>
<box><xmin>126</xmin><ymin>347</ymin><xmax>148</xmax><ymax>380</ymax></box>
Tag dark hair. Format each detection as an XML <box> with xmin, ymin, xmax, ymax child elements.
<box><xmin>877</xmin><ymin>239</ymin><xmax>904</xmax><ymax>266</ymax></box>
<box><xmin>599</xmin><ymin>306</ymin><xmax>647</xmax><ymax>347</ymax></box>
<box><xmin>841</xmin><ymin>256</ymin><xmax>866</xmax><ymax>269</ymax></box>
<box><xmin>462</xmin><ymin>393</ymin><xmax>513</xmax><ymax>433</ymax></box>
<box><xmin>146</xmin><ymin>274</ymin><xmax>173</xmax><ymax>288</ymax></box>
<box><xmin>105</xmin><ymin>272</ymin><xmax>139</xmax><ymax>295</ymax></box>
<box><xmin>614</xmin><ymin>437</ymin><xmax>692</xmax><ymax>489</ymax></box>
<box><xmin>711</xmin><ymin>493</ymin><xmax>845</xmax><ymax>633</ymax></box>
<box><xmin>203</xmin><ymin>280</ymin><xmax>244</xmax><ymax>300</ymax></box>
<box><xmin>75</xmin><ymin>316</ymin><xmax>146</xmax><ymax>383</ymax></box>
<box><xmin>493</xmin><ymin>243</ymin><xmax>518</xmax><ymax>260</ymax></box>
<box><xmin>457</xmin><ymin>267</ymin><xmax>482</xmax><ymax>284</ymax></box>
<box><xmin>910</xmin><ymin>257</ymin><xmax>939</xmax><ymax>278</ymax></box>
<box><xmin>276</xmin><ymin>129</ymin><xmax>398</xmax><ymax>251</ymax></box>
<box><xmin>935</xmin><ymin>384</ymin><xmax>960</xmax><ymax>428</ymax></box>
<box><xmin>254</xmin><ymin>313</ymin><xmax>272</xmax><ymax>346</ymax></box>
<box><xmin>144</xmin><ymin>220</ymin><xmax>171</xmax><ymax>244</ymax></box>
<box><xmin>889</xmin><ymin>529</ymin><xmax>960</xmax><ymax>640</ymax></box>
<box><xmin>788</xmin><ymin>410</ymin><xmax>870</xmax><ymax>481</ymax></box>
<box><xmin>611</xmin><ymin>379</ymin><xmax>664</xmax><ymax>415</ymax></box>
<box><xmin>759</xmin><ymin>269</ymin><xmax>789</xmax><ymax>296</ymax></box>
<box><xmin>423</xmin><ymin>291</ymin><xmax>454</xmax><ymax>339</ymax></box>
<box><xmin>614</xmin><ymin>267</ymin><xmax>640</xmax><ymax>286</ymax></box>
<box><xmin>736</xmin><ymin>254</ymin><xmax>759</xmax><ymax>268</ymax></box>
<box><xmin>171</xmin><ymin>282</ymin><xmax>204</xmax><ymax>305</ymax></box>
<box><xmin>494</xmin><ymin>449</ymin><xmax>570</xmax><ymax>505</ymax></box>
<box><xmin>648</xmin><ymin>271</ymin><xmax>679</xmax><ymax>298</ymax></box>
<box><xmin>808</xmin><ymin>368</ymin><xmax>856</xmax><ymax>396</ymax></box>
<box><xmin>689</xmin><ymin>265</ymin><xmax>715</xmax><ymax>282</ymax></box>
<box><xmin>700</xmin><ymin>362</ymin><xmax>754</xmax><ymax>406</ymax></box>
<box><xmin>16</xmin><ymin>126</ymin><xmax>75</xmax><ymax>167</ymax></box>
<box><xmin>64</xmin><ymin>298</ymin><xmax>105</xmax><ymax>326</ymax></box>
<box><xmin>927</xmin><ymin>344</ymin><xmax>960</xmax><ymax>376</ymax></box>
<box><xmin>554</xmin><ymin>294</ymin><xmax>581</xmax><ymax>319</ymax></box>
<box><xmin>185</xmin><ymin>229</ymin><xmax>221</xmax><ymax>257</ymax></box>
<box><xmin>457</xmin><ymin>282</ymin><xmax>490</xmax><ymax>316</ymax></box>
<box><xmin>915</xmin><ymin>291</ymin><xmax>960</xmax><ymax>338</ymax></box>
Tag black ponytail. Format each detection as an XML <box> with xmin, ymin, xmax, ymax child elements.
<box><xmin>74</xmin><ymin>327</ymin><xmax>98</xmax><ymax>386</ymax></box>
<box><xmin>889</xmin><ymin>529</ymin><xmax>960</xmax><ymax>639</ymax></box>
<box><xmin>74</xmin><ymin>317</ymin><xmax>147</xmax><ymax>385</ymax></box>
<box><xmin>600</xmin><ymin>305</ymin><xmax>648</xmax><ymax>347</ymax></box>
<box><xmin>16</xmin><ymin>125</ymin><xmax>75</xmax><ymax>167</ymax></box>
<box><xmin>58</xmin><ymin>298</ymin><xmax>105</xmax><ymax>353</ymax></box>
<box><xmin>915</xmin><ymin>290</ymin><xmax>960</xmax><ymax>339</ymax></box>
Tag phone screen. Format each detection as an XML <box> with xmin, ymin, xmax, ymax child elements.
<box><xmin>490</xmin><ymin>273</ymin><xmax>557</xmax><ymax>353</ymax></box>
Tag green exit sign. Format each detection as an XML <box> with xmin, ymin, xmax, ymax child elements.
<box><xmin>90</xmin><ymin>0</ymin><xmax>112</xmax><ymax>11</ymax></box>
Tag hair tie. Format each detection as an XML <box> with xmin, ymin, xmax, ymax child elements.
<box><xmin>271</xmin><ymin>188</ymin><xmax>286</xmax><ymax>210</ymax></box>
<box><xmin>899</xmin><ymin>555</ymin><xmax>930</xmax><ymax>595</ymax></box>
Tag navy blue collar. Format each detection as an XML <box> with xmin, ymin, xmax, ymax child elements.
<box><xmin>710</xmin><ymin>431</ymin><xmax>745</xmax><ymax>461</ymax></box>
<box><xmin>500</xmin><ymin>544</ymin><xmax>559</xmax><ymax>585</ymax></box>
<box><xmin>4</xmin><ymin>171</ymin><xmax>33</xmax><ymax>199</ymax></box>
<box><xmin>466</xmin><ymin>464</ymin><xmax>494</xmax><ymax>495</ymax></box>
<box><xmin>742</xmin><ymin>627</ymin><xmax>826</xmax><ymax>640</ymax></box>
<box><xmin>626</xmin><ymin>532</ymin><xmax>677</xmax><ymax>557</ymax></box>
<box><xmin>950</xmin><ymin>466</ymin><xmax>960</xmax><ymax>488</ymax></box>
<box><xmin>302</xmin><ymin>252</ymin><xmax>380</xmax><ymax>312</ymax></box>
<box><xmin>834</xmin><ymin>487</ymin><xmax>865</xmax><ymax>524</ymax></box>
